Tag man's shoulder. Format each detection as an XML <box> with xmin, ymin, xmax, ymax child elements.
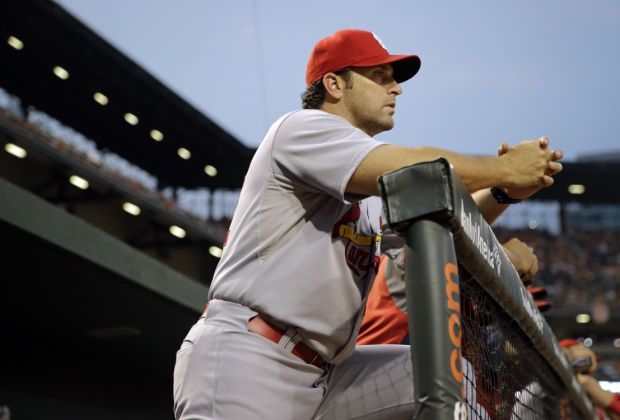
<box><xmin>277</xmin><ymin>109</ymin><xmax>352</xmax><ymax>131</ymax></box>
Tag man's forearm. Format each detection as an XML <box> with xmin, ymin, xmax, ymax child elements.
<box><xmin>348</xmin><ymin>145</ymin><xmax>507</xmax><ymax>196</ymax></box>
<box><xmin>472</xmin><ymin>188</ymin><xmax>508</xmax><ymax>224</ymax></box>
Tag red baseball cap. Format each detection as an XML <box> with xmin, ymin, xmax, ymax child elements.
<box><xmin>305</xmin><ymin>29</ymin><xmax>421</xmax><ymax>87</ymax></box>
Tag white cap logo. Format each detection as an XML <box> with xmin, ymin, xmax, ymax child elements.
<box><xmin>372</xmin><ymin>32</ymin><xmax>388</xmax><ymax>51</ymax></box>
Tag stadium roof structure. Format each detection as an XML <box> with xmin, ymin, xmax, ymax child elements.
<box><xmin>0</xmin><ymin>177</ymin><xmax>205</xmax><ymax>418</ymax></box>
<box><xmin>528</xmin><ymin>161</ymin><xmax>620</xmax><ymax>205</ymax></box>
<box><xmin>0</xmin><ymin>0</ymin><xmax>254</xmax><ymax>190</ymax></box>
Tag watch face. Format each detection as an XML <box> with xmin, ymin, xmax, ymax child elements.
<box><xmin>491</xmin><ymin>187</ymin><xmax>521</xmax><ymax>204</ymax></box>
<box><xmin>491</xmin><ymin>187</ymin><xmax>507</xmax><ymax>204</ymax></box>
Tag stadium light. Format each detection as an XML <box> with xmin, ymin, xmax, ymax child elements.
<box><xmin>122</xmin><ymin>202</ymin><xmax>141</xmax><ymax>216</ymax></box>
<box><xmin>204</xmin><ymin>164</ymin><xmax>218</xmax><ymax>177</ymax></box>
<box><xmin>7</xmin><ymin>35</ymin><xmax>24</xmax><ymax>50</ymax></box>
<box><xmin>53</xmin><ymin>66</ymin><xmax>69</xmax><ymax>80</ymax></box>
<box><xmin>177</xmin><ymin>147</ymin><xmax>191</xmax><ymax>160</ymax></box>
<box><xmin>93</xmin><ymin>92</ymin><xmax>109</xmax><ymax>106</ymax></box>
<box><xmin>124</xmin><ymin>113</ymin><xmax>139</xmax><ymax>125</ymax></box>
<box><xmin>150</xmin><ymin>129</ymin><xmax>164</xmax><ymax>142</ymax></box>
<box><xmin>169</xmin><ymin>225</ymin><xmax>186</xmax><ymax>239</ymax></box>
<box><xmin>69</xmin><ymin>175</ymin><xmax>89</xmax><ymax>190</ymax></box>
<box><xmin>576</xmin><ymin>313</ymin><xmax>591</xmax><ymax>324</ymax></box>
<box><xmin>4</xmin><ymin>143</ymin><xmax>27</xmax><ymax>158</ymax></box>
<box><xmin>209</xmin><ymin>246</ymin><xmax>223</xmax><ymax>258</ymax></box>
<box><xmin>568</xmin><ymin>184</ymin><xmax>585</xmax><ymax>195</ymax></box>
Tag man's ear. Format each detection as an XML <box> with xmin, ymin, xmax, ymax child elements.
<box><xmin>322</xmin><ymin>72</ymin><xmax>345</xmax><ymax>101</ymax></box>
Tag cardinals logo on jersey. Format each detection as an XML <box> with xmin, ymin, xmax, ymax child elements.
<box><xmin>332</xmin><ymin>201</ymin><xmax>381</xmax><ymax>278</ymax></box>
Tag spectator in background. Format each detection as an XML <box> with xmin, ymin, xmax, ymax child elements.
<box><xmin>0</xmin><ymin>405</ymin><xmax>10</xmax><ymax>420</ymax></box>
<box><xmin>560</xmin><ymin>338</ymin><xmax>620</xmax><ymax>420</ymax></box>
<box><xmin>494</xmin><ymin>227</ymin><xmax>620</xmax><ymax>310</ymax></box>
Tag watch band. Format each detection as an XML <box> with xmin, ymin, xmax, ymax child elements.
<box><xmin>490</xmin><ymin>187</ymin><xmax>523</xmax><ymax>204</ymax></box>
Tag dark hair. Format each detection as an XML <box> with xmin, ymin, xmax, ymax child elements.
<box><xmin>301</xmin><ymin>68</ymin><xmax>352</xmax><ymax>109</ymax></box>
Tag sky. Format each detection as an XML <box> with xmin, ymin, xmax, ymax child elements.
<box><xmin>54</xmin><ymin>0</ymin><xmax>620</xmax><ymax>161</ymax></box>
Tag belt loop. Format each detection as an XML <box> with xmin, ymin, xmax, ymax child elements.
<box><xmin>309</xmin><ymin>354</ymin><xmax>319</xmax><ymax>366</ymax></box>
<box><xmin>279</xmin><ymin>327</ymin><xmax>301</xmax><ymax>352</ymax></box>
<box><xmin>248</xmin><ymin>315</ymin><xmax>326</xmax><ymax>369</ymax></box>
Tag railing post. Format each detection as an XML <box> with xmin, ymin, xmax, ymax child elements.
<box><xmin>404</xmin><ymin>219</ymin><xmax>464</xmax><ymax>420</ymax></box>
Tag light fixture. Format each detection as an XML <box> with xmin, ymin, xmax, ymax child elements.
<box><xmin>93</xmin><ymin>92</ymin><xmax>109</xmax><ymax>105</ymax></box>
<box><xmin>124</xmin><ymin>113</ymin><xmax>139</xmax><ymax>125</ymax></box>
<box><xmin>7</xmin><ymin>35</ymin><xmax>24</xmax><ymax>50</ymax></box>
<box><xmin>169</xmin><ymin>225</ymin><xmax>186</xmax><ymax>238</ymax></box>
<box><xmin>177</xmin><ymin>147</ymin><xmax>191</xmax><ymax>160</ymax></box>
<box><xmin>150</xmin><ymin>129</ymin><xmax>163</xmax><ymax>141</ymax></box>
<box><xmin>209</xmin><ymin>246</ymin><xmax>223</xmax><ymax>258</ymax></box>
<box><xmin>204</xmin><ymin>164</ymin><xmax>218</xmax><ymax>177</ymax></box>
<box><xmin>568</xmin><ymin>184</ymin><xmax>585</xmax><ymax>195</ymax></box>
<box><xmin>575</xmin><ymin>313</ymin><xmax>591</xmax><ymax>324</ymax></box>
<box><xmin>4</xmin><ymin>143</ymin><xmax>27</xmax><ymax>158</ymax></box>
<box><xmin>122</xmin><ymin>202</ymin><xmax>141</xmax><ymax>216</ymax></box>
<box><xmin>53</xmin><ymin>66</ymin><xmax>69</xmax><ymax>80</ymax></box>
<box><xmin>69</xmin><ymin>175</ymin><xmax>89</xmax><ymax>190</ymax></box>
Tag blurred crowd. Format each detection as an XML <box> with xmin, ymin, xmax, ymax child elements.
<box><xmin>495</xmin><ymin>227</ymin><xmax>620</xmax><ymax>313</ymax></box>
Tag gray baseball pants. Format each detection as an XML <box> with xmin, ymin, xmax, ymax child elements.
<box><xmin>173</xmin><ymin>299</ymin><xmax>416</xmax><ymax>419</ymax></box>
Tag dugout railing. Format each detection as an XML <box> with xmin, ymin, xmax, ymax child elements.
<box><xmin>378</xmin><ymin>159</ymin><xmax>595</xmax><ymax>420</ymax></box>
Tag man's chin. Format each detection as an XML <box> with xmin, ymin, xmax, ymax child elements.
<box><xmin>380</xmin><ymin>118</ymin><xmax>395</xmax><ymax>132</ymax></box>
<box><xmin>362</xmin><ymin>117</ymin><xmax>395</xmax><ymax>136</ymax></box>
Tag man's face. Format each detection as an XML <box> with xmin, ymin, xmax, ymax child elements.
<box><xmin>341</xmin><ymin>64</ymin><xmax>403</xmax><ymax>137</ymax></box>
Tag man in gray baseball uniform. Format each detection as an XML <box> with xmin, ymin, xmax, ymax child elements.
<box><xmin>173</xmin><ymin>29</ymin><xmax>562</xmax><ymax>419</ymax></box>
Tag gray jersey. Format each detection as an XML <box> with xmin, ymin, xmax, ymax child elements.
<box><xmin>209</xmin><ymin>109</ymin><xmax>385</xmax><ymax>363</ymax></box>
